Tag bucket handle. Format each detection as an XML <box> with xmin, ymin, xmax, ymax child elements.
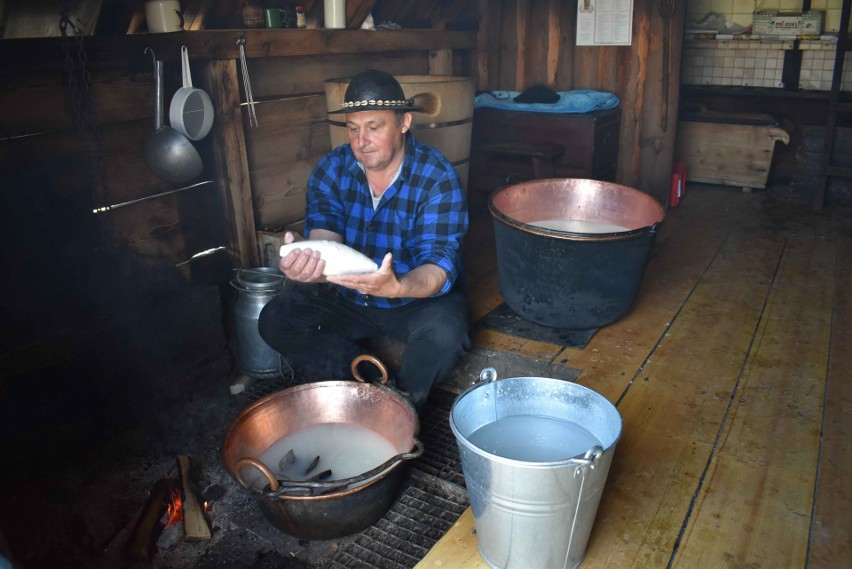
<box><xmin>235</xmin><ymin>439</ymin><xmax>424</xmax><ymax>496</ymax></box>
<box><xmin>563</xmin><ymin>445</ymin><xmax>605</xmax><ymax>567</ymax></box>
<box><xmin>478</xmin><ymin>367</ymin><xmax>498</xmax><ymax>384</ymax></box>
<box><xmin>569</xmin><ymin>445</ymin><xmax>604</xmax><ymax>472</ymax></box>
<box><xmin>351</xmin><ymin>354</ymin><xmax>389</xmax><ymax>385</ymax></box>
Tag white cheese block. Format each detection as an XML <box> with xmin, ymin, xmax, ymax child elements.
<box><xmin>279</xmin><ymin>240</ymin><xmax>379</xmax><ymax>275</ymax></box>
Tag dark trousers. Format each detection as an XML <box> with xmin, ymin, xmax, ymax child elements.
<box><xmin>258</xmin><ymin>283</ymin><xmax>471</xmax><ymax>408</ymax></box>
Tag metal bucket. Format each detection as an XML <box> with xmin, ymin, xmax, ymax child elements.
<box><xmin>450</xmin><ymin>369</ymin><xmax>622</xmax><ymax>569</ymax></box>
<box><xmin>230</xmin><ymin>267</ymin><xmax>286</xmax><ymax>378</ymax></box>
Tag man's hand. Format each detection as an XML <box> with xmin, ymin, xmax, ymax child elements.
<box><xmin>327</xmin><ymin>254</ymin><xmax>447</xmax><ymax>299</ymax></box>
<box><xmin>326</xmin><ymin>252</ymin><xmax>400</xmax><ymax>296</ymax></box>
<box><xmin>277</xmin><ymin>231</ymin><xmax>327</xmax><ymax>283</ymax></box>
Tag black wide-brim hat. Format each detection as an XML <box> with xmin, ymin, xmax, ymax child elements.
<box><xmin>328</xmin><ymin>69</ymin><xmax>428</xmax><ymax>114</ymax></box>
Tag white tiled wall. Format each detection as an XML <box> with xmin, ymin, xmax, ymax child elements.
<box><xmin>799</xmin><ymin>41</ymin><xmax>852</xmax><ymax>89</ymax></box>
<box><xmin>681</xmin><ymin>39</ymin><xmax>791</xmax><ymax>87</ymax></box>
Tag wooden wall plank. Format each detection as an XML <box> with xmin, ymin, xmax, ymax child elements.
<box><xmin>545</xmin><ymin>0</ymin><xmax>561</xmax><ymax>86</ymax></box>
<box><xmin>620</xmin><ymin>11</ymin><xmax>650</xmax><ymax>191</ymax></box>
<box><xmin>475</xmin><ymin>0</ymin><xmax>499</xmax><ymax>87</ymax></box>
<box><xmin>673</xmin><ymin>235</ymin><xmax>834</xmax><ymax>568</ymax></box>
<box><xmin>244</xmin><ymin>94</ymin><xmax>330</xmax><ymax>229</ymax></box>
<box><xmin>496</xmin><ymin>0</ymin><xmax>518</xmax><ymax>88</ymax></box>
<box><xmin>514</xmin><ymin>0</ymin><xmax>528</xmax><ymax>89</ymax></box>
<box><xmin>246</xmin><ymin>52</ymin><xmax>430</xmax><ymax>98</ymax></box>
<box><xmin>0</xmin><ymin>66</ymin><xmax>154</xmax><ymax>137</ymax></box>
<box><xmin>808</xmin><ymin>235</ymin><xmax>852</xmax><ymax>567</ymax></box>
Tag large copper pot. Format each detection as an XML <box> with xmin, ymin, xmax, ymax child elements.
<box><xmin>489</xmin><ymin>178</ymin><xmax>665</xmax><ymax>329</ymax></box>
<box><xmin>221</xmin><ymin>356</ymin><xmax>422</xmax><ymax>539</ymax></box>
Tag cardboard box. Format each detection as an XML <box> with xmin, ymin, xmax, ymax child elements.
<box><xmin>752</xmin><ymin>11</ymin><xmax>824</xmax><ymax>36</ymax></box>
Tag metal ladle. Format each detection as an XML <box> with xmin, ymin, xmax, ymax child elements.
<box><xmin>143</xmin><ymin>47</ymin><xmax>203</xmax><ymax>184</ymax></box>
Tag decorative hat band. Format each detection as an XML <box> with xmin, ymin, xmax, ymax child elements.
<box><xmin>341</xmin><ymin>98</ymin><xmax>414</xmax><ymax>109</ymax></box>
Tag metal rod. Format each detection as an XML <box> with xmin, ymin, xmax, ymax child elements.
<box><xmin>92</xmin><ymin>180</ymin><xmax>214</xmax><ymax>213</ymax></box>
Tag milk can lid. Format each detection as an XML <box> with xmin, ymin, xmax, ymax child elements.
<box><xmin>233</xmin><ymin>267</ymin><xmax>286</xmax><ymax>291</ymax></box>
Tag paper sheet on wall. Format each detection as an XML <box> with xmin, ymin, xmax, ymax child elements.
<box><xmin>576</xmin><ymin>0</ymin><xmax>633</xmax><ymax>46</ymax></box>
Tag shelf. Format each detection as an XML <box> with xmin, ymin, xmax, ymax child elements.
<box><xmin>0</xmin><ymin>29</ymin><xmax>477</xmax><ymax>71</ymax></box>
<box><xmin>680</xmin><ymin>84</ymin><xmax>840</xmax><ymax>100</ymax></box>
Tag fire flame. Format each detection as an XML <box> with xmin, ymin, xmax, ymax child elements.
<box><xmin>164</xmin><ymin>484</ymin><xmax>183</xmax><ymax>529</ymax></box>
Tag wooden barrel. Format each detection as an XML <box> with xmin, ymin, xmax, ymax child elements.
<box><xmin>325</xmin><ymin>75</ymin><xmax>475</xmax><ymax>189</ymax></box>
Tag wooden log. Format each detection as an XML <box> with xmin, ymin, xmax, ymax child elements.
<box><xmin>177</xmin><ymin>455</ymin><xmax>212</xmax><ymax>541</ymax></box>
<box><xmin>126</xmin><ymin>478</ymin><xmax>173</xmax><ymax>562</ymax></box>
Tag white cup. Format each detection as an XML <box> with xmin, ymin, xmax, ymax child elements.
<box><xmin>145</xmin><ymin>0</ymin><xmax>183</xmax><ymax>33</ymax></box>
<box><xmin>324</xmin><ymin>0</ymin><xmax>346</xmax><ymax>29</ymax></box>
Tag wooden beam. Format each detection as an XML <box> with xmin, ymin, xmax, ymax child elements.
<box><xmin>0</xmin><ymin>30</ymin><xmax>477</xmax><ymax>71</ymax></box>
<box><xmin>204</xmin><ymin>59</ymin><xmax>258</xmax><ymax>268</ymax></box>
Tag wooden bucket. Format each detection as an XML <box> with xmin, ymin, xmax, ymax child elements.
<box><xmin>325</xmin><ymin>75</ymin><xmax>475</xmax><ymax>189</ymax></box>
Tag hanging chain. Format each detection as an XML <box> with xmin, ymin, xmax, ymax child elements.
<box><xmin>60</xmin><ymin>0</ymin><xmax>115</xmax><ymax>250</ymax></box>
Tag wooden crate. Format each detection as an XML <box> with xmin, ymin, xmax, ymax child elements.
<box><xmin>674</xmin><ymin>110</ymin><xmax>790</xmax><ymax>192</ymax></box>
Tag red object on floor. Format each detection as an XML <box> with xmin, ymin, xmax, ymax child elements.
<box><xmin>669</xmin><ymin>162</ymin><xmax>687</xmax><ymax>208</ymax></box>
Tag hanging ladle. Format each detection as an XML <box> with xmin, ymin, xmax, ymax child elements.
<box><xmin>143</xmin><ymin>47</ymin><xmax>203</xmax><ymax>184</ymax></box>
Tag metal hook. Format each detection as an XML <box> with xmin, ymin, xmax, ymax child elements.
<box><xmin>144</xmin><ymin>47</ymin><xmax>156</xmax><ymax>66</ymax></box>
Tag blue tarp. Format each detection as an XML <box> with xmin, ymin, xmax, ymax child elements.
<box><xmin>474</xmin><ymin>90</ymin><xmax>620</xmax><ymax>114</ymax></box>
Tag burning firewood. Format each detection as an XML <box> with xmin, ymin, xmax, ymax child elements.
<box><xmin>126</xmin><ymin>478</ymin><xmax>174</xmax><ymax>562</ymax></box>
<box><xmin>177</xmin><ymin>455</ymin><xmax>211</xmax><ymax>541</ymax></box>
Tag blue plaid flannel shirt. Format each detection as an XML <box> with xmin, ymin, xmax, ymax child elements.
<box><xmin>304</xmin><ymin>132</ymin><xmax>468</xmax><ymax>308</ymax></box>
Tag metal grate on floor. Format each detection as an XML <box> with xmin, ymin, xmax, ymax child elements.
<box><xmin>329</xmin><ymin>472</ymin><xmax>469</xmax><ymax>569</ymax></box>
<box><xmin>329</xmin><ymin>388</ymin><xmax>470</xmax><ymax>568</ymax></box>
<box><xmin>412</xmin><ymin>388</ymin><xmax>466</xmax><ymax>488</ymax></box>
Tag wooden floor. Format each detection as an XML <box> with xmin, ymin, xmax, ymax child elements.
<box><xmin>420</xmin><ymin>184</ymin><xmax>851</xmax><ymax>569</ymax></box>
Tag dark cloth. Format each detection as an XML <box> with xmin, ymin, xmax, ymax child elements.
<box><xmin>305</xmin><ymin>132</ymin><xmax>468</xmax><ymax>308</ymax></box>
<box><xmin>258</xmin><ymin>283</ymin><xmax>471</xmax><ymax>408</ymax></box>
<box><xmin>513</xmin><ymin>84</ymin><xmax>560</xmax><ymax>104</ymax></box>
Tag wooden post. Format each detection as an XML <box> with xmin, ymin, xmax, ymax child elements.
<box><xmin>203</xmin><ymin>59</ymin><xmax>259</xmax><ymax>268</ymax></box>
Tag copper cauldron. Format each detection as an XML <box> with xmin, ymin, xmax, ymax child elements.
<box><xmin>489</xmin><ymin>178</ymin><xmax>665</xmax><ymax>329</ymax></box>
<box><xmin>221</xmin><ymin>355</ymin><xmax>423</xmax><ymax>539</ymax></box>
